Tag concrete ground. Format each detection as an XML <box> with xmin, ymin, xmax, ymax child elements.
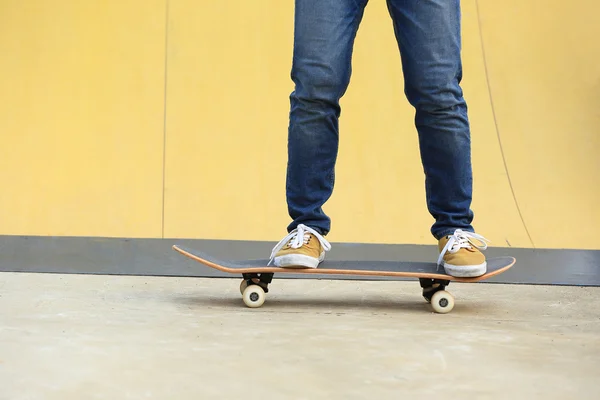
<box><xmin>0</xmin><ymin>272</ymin><xmax>598</xmax><ymax>399</ymax></box>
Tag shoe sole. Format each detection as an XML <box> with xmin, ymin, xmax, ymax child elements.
<box><xmin>273</xmin><ymin>254</ymin><xmax>321</xmax><ymax>269</ymax></box>
<box><xmin>443</xmin><ymin>261</ymin><xmax>487</xmax><ymax>278</ymax></box>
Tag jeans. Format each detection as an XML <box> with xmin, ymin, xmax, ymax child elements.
<box><xmin>286</xmin><ymin>0</ymin><xmax>474</xmax><ymax>240</ymax></box>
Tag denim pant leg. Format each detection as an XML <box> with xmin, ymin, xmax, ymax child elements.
<box><xmin>387</xmin><ymin>0</ymin><xmax>475</xmax><ymax>240</ymax></box>
<box><xmin>286</xmin><ymin>0</ymin><xmax>368</xmax><ymax>235</ymax></box>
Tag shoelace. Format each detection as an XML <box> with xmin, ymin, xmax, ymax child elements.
<box><xmin>268</xmin><ymin>224</ymin><xmax>331</xmax><ymax>265</ymax></box>
<box><xmin>437</xmin><ymin>229</ymin><xmax>490</xmax><ymax>267</ymax></box>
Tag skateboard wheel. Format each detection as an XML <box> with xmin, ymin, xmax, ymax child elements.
<box><xmin>430</xmin><ymin>290</ymin><xmax>454</xmax><ymax>314</ymax></box>
<box><xmin>242</xmin><ymin>284</ymin><xmax>266</xmax><ymax>308</ymax></box>
<box><xmin>240</xmin><ymin>280</ymin><xmax>249</xmax><ymax>294</ymax></box>
<box><xmin>422</xmin><ymin>285</ymin><xmax>443</xmax><ymax>304</ymax></box>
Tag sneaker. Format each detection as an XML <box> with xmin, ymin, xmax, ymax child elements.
<box><xmin>269</xmin><ymin>224</ymin><xmax>331</xmax><ymax>268</ymax></box>
<box><xmin>437</xmin><ymin>229</ymin><xmax>490</xmax><ymax>277</ymax></box>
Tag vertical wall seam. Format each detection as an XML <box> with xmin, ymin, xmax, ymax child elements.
<box><xmin>161</xmin><ymin>0</ymin><xmax>170</xmax><ymax>239</ymax></box>
<box><xmin>474</xmin><ymin>0</ymin><xmax>535</xmax><ymax>248</ymax></box>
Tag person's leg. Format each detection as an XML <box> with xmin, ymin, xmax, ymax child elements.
<box><xmin>386</xmin><ymin>0</ymin><xmax>488</xmax><ymax>276</ymax></box>
<box><xmin>272</xmin><ymin>0</ymin><xmax>368</xmax><ymax>268</ymax></box>
<box><xmin>286</xmin><ymin>0</ymin><xmax>368</xmax><ymax>236</ymax></box>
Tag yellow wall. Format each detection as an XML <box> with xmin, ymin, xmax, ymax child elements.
<box><xmin>0</xmin><ymin>1</ymin><xmax>166</xmax><ymax>237</ymax></box>
<box><xmin>1</xmin><ymin>0</ymin><xmax>598</xmax><ymax>249</ymax></box>
<box><xmin>477</xmin><ymin>0</ymin><xmax>600</xmax><ymax>249</ymax></box>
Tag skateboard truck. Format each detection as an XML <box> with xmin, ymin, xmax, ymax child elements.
<box><xmin>241</xmin><ymin>272</ymin><xmax>273</xmax><ymax>293</ymax></box>
<box><xmin>239</xmin><ymin>273</ymin><xmax>274</xmax><ymax>308</ymax></box>
<box><xmin>418</xmin><ymin>278</ymin><xmax>455</xmax><ymax>312</ymax></box>
<box><xmin>419</xmin><ymin>278</ymin><xmax>450</xmax><ymax>302</ymax></box>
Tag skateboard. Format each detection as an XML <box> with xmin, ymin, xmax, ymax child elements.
<box><xmin>172</xmin><ymin>245</ymin><xmax>515</xmax><ymax>314</ymax></box>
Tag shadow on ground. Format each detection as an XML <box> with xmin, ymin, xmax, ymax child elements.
<box><xmin>168</xmin><ymin>292</ymin><xmax>495</xmax><ymax>316</ymax></box>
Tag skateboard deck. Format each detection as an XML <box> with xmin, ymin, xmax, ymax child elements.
<box><xmin>172</xmin><ymin>244</ymin><xmax>515</xmax><ymax>314</ymax></box>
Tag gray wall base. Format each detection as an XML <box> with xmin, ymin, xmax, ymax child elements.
<box><xmin>0</xmin><ymin>236</ymin><xmax>598</xmax><ymax>286</ymax></box>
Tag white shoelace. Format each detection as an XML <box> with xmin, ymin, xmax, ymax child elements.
<box><xmin>437</xmin><ymin>229</ymin><xmax>490</xmax><ymax>267</ymax></box>
<box><xmin>269</xmin><ymin>224</ymin><xmax>331</xmax><ymax>265</ymax></box>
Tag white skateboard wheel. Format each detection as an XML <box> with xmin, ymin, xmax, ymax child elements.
<box><xmin>242</xmin><ymin>284</ymin><xmax>266</xmax><ymax>308</ymax></box>
<box><xmin>240</xmin><ymin>280</ymin><xmax>249</xmax><ymax>295</ymax></box>
<box><xmin>430</xmin><ymin>290</ymin><xmax>455</xmax><ymax>314</ymax></box>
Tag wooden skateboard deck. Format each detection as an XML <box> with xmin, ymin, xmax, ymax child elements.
<box><xmin>172</xmin><ymin>244</ymin><xmax>515</xmax><ymax>314</ymax></box>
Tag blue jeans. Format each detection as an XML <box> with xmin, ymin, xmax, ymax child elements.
<box><xmin>286</xmin><ymin>0</ymin><xmax>474</xmax><ymax>240</ymax></box>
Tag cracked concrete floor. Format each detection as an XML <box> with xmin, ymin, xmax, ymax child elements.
<box><xmin>0</xmin><ymin>272</ymin><xmax>598</xmax><ymax>399</ymax></box>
